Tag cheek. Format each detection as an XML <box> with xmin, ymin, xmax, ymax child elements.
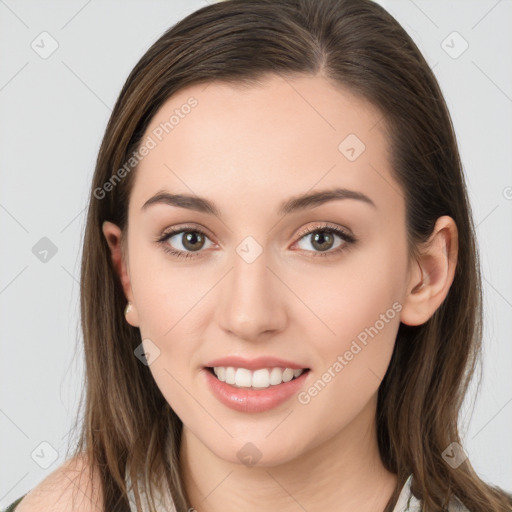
<box><xmin>129</xmin><ymin>251</ymin><xmax>205</xmax><ymax>416</ymax></box>
<box><xmin>295</xmin><ymin>243</ymin><xmax>405</xmax><ymax>344</ymax></box>
<box><xmin>127</xmin><ymin>242</ymin><xmax>213</xmax><ymax>406</ymax></box>
<box><xmin>301</xmin><ymin>276</ymin><xmax>400</xmax><ymax>407</ymax></box>
<box><xmin>127</xmin><ymin>233</ymin><xmax>202</xmax><ymax>334</ymax></box>
<box><xmin>293</xmin><ymin>239</ymin><xmax>405</xmax><ymax>397</ymax></box>
<box><xmin>292</xmin><ymin>271</ymin><xmax>402</xmax><ymax>443</ymax></box>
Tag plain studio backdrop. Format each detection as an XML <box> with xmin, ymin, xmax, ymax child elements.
<box><xmin>0</xmin><ymin>0</ymin><xmax>511</xmax><ymax>507</ymax></box>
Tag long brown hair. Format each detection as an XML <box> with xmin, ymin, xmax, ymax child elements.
<box><xmin>70</xmin><ymin>0</ymin><xmax>512</xmax><ymax>510</ymax></box>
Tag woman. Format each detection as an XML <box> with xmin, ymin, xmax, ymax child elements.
<box><xmin>7</xmin><ymin>0</ymin><xmax>512</xmax><ymax>511</ymax></box>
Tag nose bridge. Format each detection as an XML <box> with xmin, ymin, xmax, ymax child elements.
<box><xmin>217</xmin><ymin>239</ymin><xmax>286</xmax><ymax>340</ymax></box>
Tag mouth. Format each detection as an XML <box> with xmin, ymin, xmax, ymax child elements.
<box><xmin>203</xmin><ymin>364</ymin><xmax>311</xmax><ymax>413</ymax></box>
<box><xmin>205</xmin><ymin>366</ymin><xmax>311</xmax><ymax>390</ymax></box>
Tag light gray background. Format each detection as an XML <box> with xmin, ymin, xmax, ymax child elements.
<box><xmin>1</xmin><ymin>0</ymin><xmax>511</xmax><ymax>507</ymax></box>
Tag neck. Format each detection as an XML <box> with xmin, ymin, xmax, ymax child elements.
<box><xmin>180</xmin><ymin>393</ymin><xmax>398</xmax><ymax>512</ymax></box>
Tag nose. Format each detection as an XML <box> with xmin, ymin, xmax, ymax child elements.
<box><xmin>216</xmin><ymin>250</ymin><xmax>288</xmax><ymax>342</ymax></box>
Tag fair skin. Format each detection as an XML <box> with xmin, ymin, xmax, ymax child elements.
<box><xmin>96</xmin><ymin>74</ymin><xmax>457</xmax><ymax>512</ymax></box>
<box><xmin>16</xmin><ymin>454</ymin><xmax>103</xmax><ymax>512</ymax></box>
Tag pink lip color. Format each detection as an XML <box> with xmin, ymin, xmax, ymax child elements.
<box><xmin>202</xmin><ymin>367</ymin><xmax>310</xmax><ymax>413</ymax></box>
<box><xmin>204</xmin><ymin>355</ymin><xmax>308</xmax><ymax>371</ymax></box>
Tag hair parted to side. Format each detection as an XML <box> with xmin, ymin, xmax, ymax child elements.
<box><xmin>69</xmin><ymin>0</ymin><xmax>512</xmax><ymax>511</ymax></box>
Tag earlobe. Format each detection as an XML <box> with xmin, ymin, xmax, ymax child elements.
<box><xmin>400</xmin><ymin>216</ymin><xmax>458</xmax><ymax>326</ymax></box>
<box><xmin>102</xmin><ymin>221</ymin><xmax>140</xmax><ymax>327</ymax></box>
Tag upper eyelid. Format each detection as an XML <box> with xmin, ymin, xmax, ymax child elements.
<box><xmin>295</xmin><ymin>222</ymin><xmax>353</xmax><ymax>238</ymax></box>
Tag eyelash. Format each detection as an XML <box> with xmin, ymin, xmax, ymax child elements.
<box><xmin>155</xmin><ymin>222</ymin><xmax>357</xmax><ymax>260</ymax></box>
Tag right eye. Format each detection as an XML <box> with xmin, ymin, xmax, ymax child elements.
<box><xmin>156</xmin><ymin>226</ymin><xmax>215</xmax><ymax>259</ymax></box>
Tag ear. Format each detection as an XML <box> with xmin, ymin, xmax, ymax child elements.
<box><xmin>102</xmin><ymin>221</ymin><xmax>139</xmax><ymax>327</ymax></box>
<box><xmin>400</xmin><ymin>215</ymin><xmax>458</xmax><ymax>326</ymax></box>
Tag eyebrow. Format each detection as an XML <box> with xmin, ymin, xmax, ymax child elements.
<box><xmin>141</xmin><ymin>187</ymin><xmax>376</xmax><ymax>217</ymax></box>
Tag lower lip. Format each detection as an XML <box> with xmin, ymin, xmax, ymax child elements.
<box><xmin>202</xmin><ymin>368</ymin><xmax>310</xmax><ymax>413</ymax></box>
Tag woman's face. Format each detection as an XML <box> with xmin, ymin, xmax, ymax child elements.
<box><xmin>111</xmin><ymin>74</ymin><xmax>414</xmax><ymax>465</ymax></box>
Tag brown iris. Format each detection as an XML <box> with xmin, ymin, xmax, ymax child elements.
<box><xmin>310</xmin><ymin>231</ymin><xmax>335</xmax><ymax>252</ymax></box>
<box><xmin>181</xmin><ymin>231</ymin><xmax>206</xmax><ymax>252</ymax></box>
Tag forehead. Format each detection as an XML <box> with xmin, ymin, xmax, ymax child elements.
<box><xmin>130</xmin><ymin>74</ymin><xmax>397</xmax><ymax>215</ymax></box>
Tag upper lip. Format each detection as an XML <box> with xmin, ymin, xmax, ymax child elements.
<box><xmin>204</xmin><ymin>356</ymin><xmax>310</xmax><ymax>371</ymax></box>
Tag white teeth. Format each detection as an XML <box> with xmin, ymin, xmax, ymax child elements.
<box><xmin>252</xmin><ymin>369</ymin><xmax>270</xmax><ymax>388</ymax></box>
<box><xmin>225</xmin><ymin>366</ymin><xmax>236</xmax><ymax>384</ymax></box>
<box><xmin>269</xmin><ymin>367</ymin><xmax>283</xmax><ymax>385</ymax></box>
<box><xmin>212</xmin><ymin>366</ymin><xmax>306</xmax><ymax>389</ymax></box>
<box><xmin>215</xmin><ymin>366</ymin><xmax>226</xmax><ymax>382</ymax></box>
<box><xmin>235</xmin><ymin>368</ymin><xmax>252</xmax><ymax>387</ymax></box>
<box><xmin>282</xmin><ymin>368</ymin><xmax>294</xmax><ymax>382</ymax></box>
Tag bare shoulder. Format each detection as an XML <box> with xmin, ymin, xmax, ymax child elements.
<box><xmin>16</xmin><ymin>453</ymin><xmax>103</xmax><ymax>512</ymax></box>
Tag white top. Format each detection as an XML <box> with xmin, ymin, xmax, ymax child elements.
<box><xmin>126</xmin><ymin>470</ymin><xmax>470</xmax><ymax>512</ymax></box>
<box><xmin>392</xmin><ymin>474</ymin><xmax>469</xmax><ymax>511</ymax></box>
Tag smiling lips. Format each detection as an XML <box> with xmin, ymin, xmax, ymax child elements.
<box><xmin>202</xmin><ymin>356</ymin><xmax>311</xmax><ymax>412</ymax></box>
<box><xmin>202</xmin><ymin>355</ymin><xmax>311</xmax><ymax>413</ymax></box>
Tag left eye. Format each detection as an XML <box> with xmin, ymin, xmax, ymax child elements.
<box><xmin>294</xmin><ymin>226</ymin><xmax>353</xmax><ymax>255</ymax></box>
<box><xmin>292</xmin><ymin>224</ymin><xmax>356</xmax><ymax>258</ymax></box>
